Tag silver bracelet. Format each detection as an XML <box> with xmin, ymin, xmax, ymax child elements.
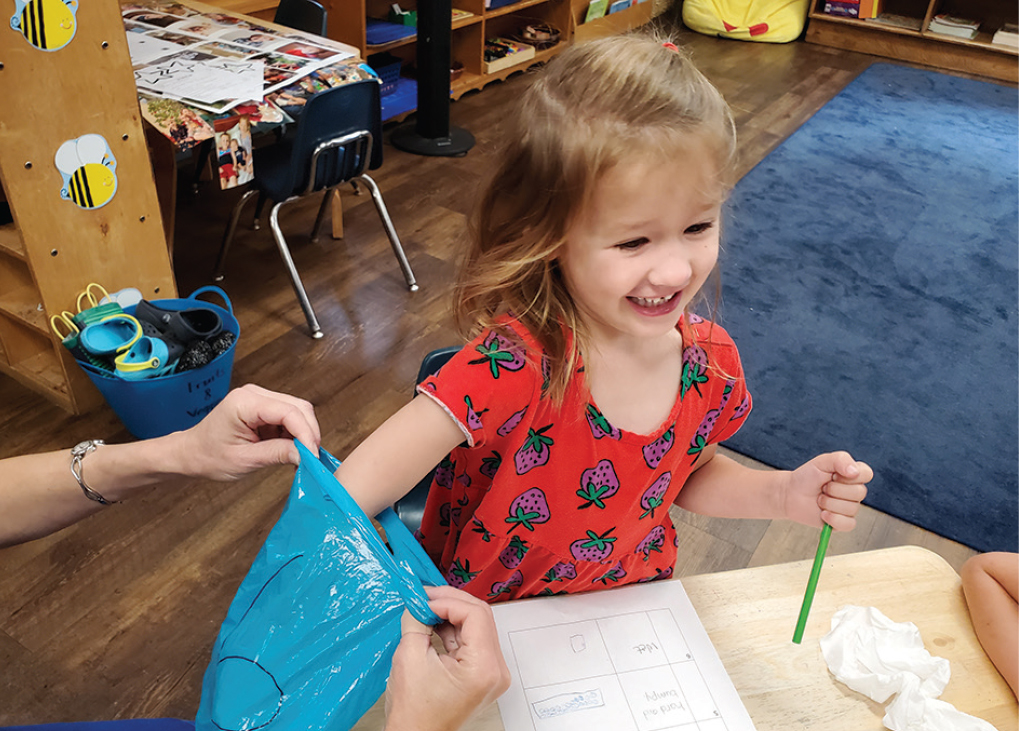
<box><xmin>70</xmin><ymin>440</ymin><xmax>115</xmax><ymax>505</ymax></box>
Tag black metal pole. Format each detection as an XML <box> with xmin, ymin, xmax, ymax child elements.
<box><xmin>391</xmin><ymin>0</ymin><xmax>475</xmax><ymax>156</ymax></box>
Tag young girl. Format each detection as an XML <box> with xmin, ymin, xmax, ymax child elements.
<box><xmin>217</xmin><ymin>132</ymin><xmax>237</xmax><ymax>189</ymax></box>
<box><xmin>335</xmin><ymin>33</ymin><xmax>872</xmax><ymax>602</ymax></box>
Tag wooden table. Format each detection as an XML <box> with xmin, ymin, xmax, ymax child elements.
<box><xmin>131</xmin><ymin>0</ymin><xmax>364</xmax><ymax>248</ymax></box>
<box><xmin>356</xmin><ymin>546</ymin><xmax>1017</xmax><ymax>730</ymax></box>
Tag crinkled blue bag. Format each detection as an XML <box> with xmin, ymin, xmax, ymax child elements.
<box><xmin>195</xmin><ymin>443</ymin><xmax>447</xmax><ymax>731</ymax></box>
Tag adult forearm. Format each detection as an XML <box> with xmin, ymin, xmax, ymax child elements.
<box><xmin>0</xmin><ymin>436</ymin><xmax>187</xmax><ymax>547</ymax></box>
<box><xmin>673</xmin><ymin>450</ymin><xmax>787</xmax><ymax>520</ymax></box>
<box><xmin>0</xmin><ymin>385</ymin><xmax>322</xmax><ymax>549</ymax></box>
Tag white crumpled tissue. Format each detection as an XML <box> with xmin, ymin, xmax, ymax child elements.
<box><xmin>819</xmin><ymin>605</ymin><xmax>997</xmax><ymax>731</ymax></box>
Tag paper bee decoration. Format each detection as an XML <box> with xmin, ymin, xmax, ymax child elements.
<box><xmin>55</xmin><ymin>134</ymin><xmax>118</xmax><ymax>209</ymax></box>
<box><xmin>10</xmin><ymin>0</ymin><xmax>78</xmax><ymax>51</ymax></box>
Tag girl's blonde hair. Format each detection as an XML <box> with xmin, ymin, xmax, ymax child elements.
<box><xmin>454</xmin><ymin>32</ymin><xmax>737</xmax><ymax>401</ymax></box>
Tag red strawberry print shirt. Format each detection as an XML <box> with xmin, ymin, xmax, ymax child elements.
<box><xmin>415</xmin><ymin>315</ymin><xmax>752</xmax><ymax>602</ymax></box>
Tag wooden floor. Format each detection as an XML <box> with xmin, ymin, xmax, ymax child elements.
<box><xmin>0</xmin><ymin>19</ymin><xmax>993</xmax><ymax>724</ymax></box>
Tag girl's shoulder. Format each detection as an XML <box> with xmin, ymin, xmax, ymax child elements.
<box><xmin>683</xmin><ymin>315</ymin><xmax>743</xmax><ymax>369</ymax></box>
<box><xmin>454</xmin><ymin>315</ymin><xmax>550</xmax><ymax>378</ymax></box>
<box><xmin>487</xmin><ymin>314</ymin><xmax>545</xmax><ymax>354</ymax></box>
<box><xmin>418</xmin><ymin>318</ymin><xmax>546</xmax><ymax>448</ymax></box>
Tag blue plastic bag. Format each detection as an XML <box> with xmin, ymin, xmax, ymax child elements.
<box><xmin>195</xmin><ymin>443</ymin><xmax>447</xmax><ymax>731</ymax></box>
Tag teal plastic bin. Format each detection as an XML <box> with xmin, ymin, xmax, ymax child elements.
<box><xmin>81</xmin><ymin>286</ymin><xmax>240</xmax><ymax>439</ymax></box>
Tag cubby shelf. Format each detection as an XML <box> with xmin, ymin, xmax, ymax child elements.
<box><xmin>0</xmin><ymin>0</ymin><xmax>176</xmax><ymax>414</ymax></box>
<box><xmin>204</xmin><ymin>0</ymin><xmax>656</xmax><ymax>118</ymax></box>
<box><xmin>321</xmin><ymin>0</ymin><xmax>640</xmax><ymax>115</ymax></box>
<box><xmin>805</xmin><ymin>0</ymin><xmax>1018</xmax><ymax>82</ymax></box>
<box><xmin>0</xmin><ymin>223</ymin><xmax>25</xmax><ymax>260</ymax></box>
<box><xmin>572</xmin><ymin>0</ymin><xmax>653</xmax><ymax>43</ymax></box>
<box><xmin>0</xmin><ymin>286</ymin><xmax>47</xmax><ymax>334</ymax></box>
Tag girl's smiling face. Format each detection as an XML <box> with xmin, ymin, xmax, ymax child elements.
<box><xmin>558</xmin><ymin>147</ymin><xmax>723</xmax><ymax>350</ymax></box>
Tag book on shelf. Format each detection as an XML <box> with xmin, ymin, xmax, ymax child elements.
<box><xmin>584</xmin><ymin>0</ymin><xmax>608</xmax><ymax>22</ymax></box>
<box><xmin>992</xmin><ymin>22</ymin><xmax>1018</xmax><ymax>47</ymax></box>
<box><xmin>867</xmin><ymin>12</ymin><xmax>922</xmax><ymax>31</ymax></box>
<box><xmin>857</xmin><ymin>0</ymin><xmax>881</xmax><ymax>19</ymax></box>
<box><xmin>823</xmin><ymin>0</ymin><xmax>882</xmax><ymax>19</ymax></box>
<box><xmin>823</xmin><ymin>1</ymin><xmax>859</xmax><ymax>19</ymax></box>
<box><xmin>927</xmin><ymin>13</ymin><xmax>980</xmax><ymax>40</ymax></box>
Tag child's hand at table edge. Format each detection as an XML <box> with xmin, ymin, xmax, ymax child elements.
<box><xmin>783</xmin><ymin>451</ymin><xmax>872</xmax><ymax>531</ymax></box>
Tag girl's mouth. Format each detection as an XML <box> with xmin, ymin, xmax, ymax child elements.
<box><xmin>629</xmin><ymin>294</ymin><xmax>678</xmax><ymax>307</ymax></box>
<box><xmin>627</xmin><ymin>292</ymin><xmax>682</xmax><ymax>316</ymax></box>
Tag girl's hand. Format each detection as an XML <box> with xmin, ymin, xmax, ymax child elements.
<box><xmin>783</xmin><ymin>452</ymin><xmax>872</xmax><ymax>531</ymax></box>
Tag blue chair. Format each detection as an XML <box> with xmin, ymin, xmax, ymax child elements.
<box><xmin>273</xmin><ymin>0</ymin><xmax>327</xmax><ymax>36</ymax></box>
<box><xmin>214</xmin><ymin>80</ymin><xmax>418</xmax><ymax>338</ymax></box>
<box><xmin>393</xmin><ymin>346</ymin><xmax>461</xmax><ymax>533</ymax></box>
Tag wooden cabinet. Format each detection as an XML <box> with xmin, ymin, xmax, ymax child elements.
<box><xmin>805</xmin><ymin>0</ymin><xmax>1018</xmax><ymax>82</ymax></box>
<box><xmin>204</xmin><ymin>0</ymin><xmax>657</xmax><ymax>117</ymax></box>
<box><xmin>322</xmin><ymin>0</ymin><xmax>574</xmax><ymax>102</ymax></box>
<box><xmin>0</xmin><ymin>0</ymin><xmax>176</xmax><ymax>413</ymax></box>
<box><xmin>571</xmin><ymin>0</ymin><xmax>654</xmax><ymax>44</ymax></box>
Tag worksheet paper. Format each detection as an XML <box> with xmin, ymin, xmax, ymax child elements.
<box><xmin>134</xmin><ymin>55</ymin><xmax>263</xmax><ymax>104</ymax></box>
<box><xmin>492</xmin><ymin>580</ymin><xmax>757</xmax><ymax>731</ymax></box>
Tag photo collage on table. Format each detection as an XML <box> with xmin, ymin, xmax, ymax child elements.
<box><xmin>122</xmin><ymin>0</ymin><xmax>358</xmax><ymax>116</ymax></box>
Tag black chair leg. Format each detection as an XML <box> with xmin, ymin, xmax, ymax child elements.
<box><xmin>192</xmin><ymin>139</ymin><xmax>214</xmax><ymax>195</ymax></box>
<box><xmin>310</xmin><ymin>187</ymin><xmax>334</xmax><ymax>244</ymax></box>
<box><xmin>355</xmin><ymin>174</ymin><xmax>418</xmax><ymax>292</ymax></box>
<box><xmin>270</xmin><ymin>198</ymin><xmax>323</xmax><ymax>338</ymax></box>
<box><xmin>253</xmin><ymin>192</ymin><xmax>267</xmax><ymax>231</ymax></box>
<box><xmin>214</xmin><ymin>188</ymin><xmax>260</xmax><ymax>281</ymax></box>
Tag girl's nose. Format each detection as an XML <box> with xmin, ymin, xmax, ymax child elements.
<box><xmin>648</xmin><ymin>247</ymin><xmax>692</xmax><ymax>288</ymax></box>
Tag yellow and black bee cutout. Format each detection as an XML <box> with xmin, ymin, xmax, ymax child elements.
<box><xmin>55</xmin><ymin>134</ymin><xmax>118</xmax><ymax>210</ymax></box>
<box><xmin>10</xmin><ymin>0</ymin><xmax>78</xmax><ymax>51</ymax></box>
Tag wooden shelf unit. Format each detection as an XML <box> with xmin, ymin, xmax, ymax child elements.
<box><xmin>0</xmin><ymin>0</ymin><xmax>177</xmax><ymax>414</ymax></box>
<box><xmin>805</xmin><ymin>0</ymin><xmax>1018</xmax><ymax>82</ymax></box>
<box><xmin>202</xmin><ymin>0</ymin><xmax>656</xmax><ymax>112</ymax></box>
<box><xmin>572</xmin><ymin>0</ymin><xmax>654</xmax><ymax>43</ymax></box>
<box><xmin>322</xmin><ymin>0</ymin><xmax>585</xmax><ymax>102</ymax></box>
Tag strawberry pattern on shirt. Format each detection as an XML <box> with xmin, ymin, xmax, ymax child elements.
<box><xmin>415</xmin><ymin>314</ymin><xmax>752</xmax><ymax>602</ymax></box>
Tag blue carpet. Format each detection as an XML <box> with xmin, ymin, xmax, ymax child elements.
<box><xmin>720</xmin><ymin>63</ymin><xmax>1018</xmax><ymax>553</ymax></box>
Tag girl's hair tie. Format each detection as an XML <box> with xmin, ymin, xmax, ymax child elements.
<box><xmin>662</xmin><ymin>42</ymin><xmax>680</xmax><ymax>52</ymax></box>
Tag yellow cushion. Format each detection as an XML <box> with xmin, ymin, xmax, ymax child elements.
<box><xmin>682</xmin><ymin>0</ymin><xmax>810</xmax><ymax>43</ymax></box>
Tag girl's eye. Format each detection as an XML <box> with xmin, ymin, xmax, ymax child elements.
<box><xmin>616</xmin><ymin>238</ymin><xmax>649</xmax><ymax>250</ymax></box>
<box><xmin>685</xmin><ymin>221</ymin><xmax>715</xmax><ymax>235</ymax></box>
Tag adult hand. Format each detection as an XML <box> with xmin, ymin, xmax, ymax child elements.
<box><xmin>175</xmin><ymin>383</ymin><xmax>321</xmax><ymax>481</ymax></box>
<box><xmin>385</xmin><ymin>586</ymin><xmax>510</xmax><ymax>731</ymax></box>
<box><xmin>784</xmin><ymin>451</ymin><xmax>872</xmax><ymax>531</ymax></box>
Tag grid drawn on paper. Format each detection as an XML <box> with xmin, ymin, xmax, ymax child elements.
<box><xmin>506</xmin><ymin>608</ymin><xmax>730</xmax><ymax>731</ymax></box>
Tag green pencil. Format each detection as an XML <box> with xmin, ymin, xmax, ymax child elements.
<box><xmin>792</xmin><ymin>523</ymin><xmax>833</xmax><ymax>644</ymax></box>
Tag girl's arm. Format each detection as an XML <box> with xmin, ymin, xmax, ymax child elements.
<box><xmin>961</xmin><ymin>552</ymin><xmax>1018</xmax><ymax>697</ymax></box>
<box><xmin>334</xmin><ymin>395</ymin><xmax>466</xmax><ymax>518</ymax></box>
<box><xmin>674</xmin><ymin>445</ymin><xmax>872</xmax><ymax>531</ymax></box>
